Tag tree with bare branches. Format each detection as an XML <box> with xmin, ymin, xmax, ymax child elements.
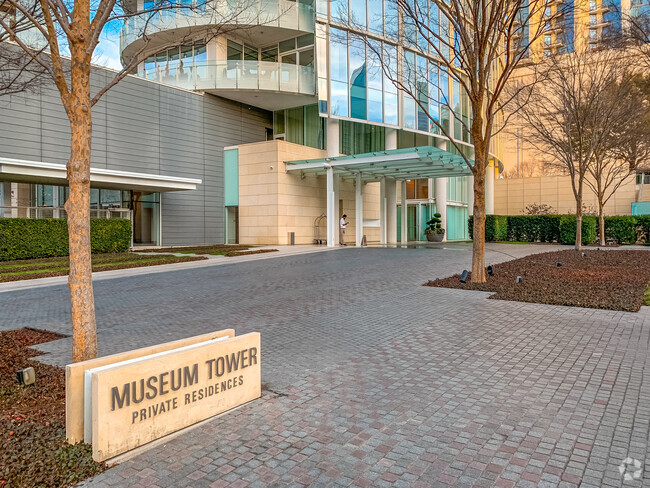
<box><xmin>0</xmin><ymin>0</ymin><xmax>282</xmax><ymax>362</ymax></box>
<box><xmin>360</xmin><ymin>0</ymin><xmax>567</xmax><ymax>282</ymax></box>
<box><xmin>586</xmin><ymin>74</ymin><xmax>650</xmax><ymax>245</ymax></box>
<box><xmin>0</xmin><ymin>1</ymin><xmax>49</xmax><ymax>94</ymax></box>
<box><xmin>513</xmin><ymin>49</ymin><xmax>636</xmax><ymax>250</ymax></box>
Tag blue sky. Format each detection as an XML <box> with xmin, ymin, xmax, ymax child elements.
<box><xmin>93</xmin><ymin>20</ymin><xmax>123</xmax><ymax>70</ymax></box>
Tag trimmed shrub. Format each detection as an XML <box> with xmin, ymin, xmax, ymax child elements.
<box><xmin>635</xmin><ymin>215</ymin><xmax>650</xmax><ymax>244</ymax></box>
<box><xmin>559</xmin><ymin>215</ymin><xmax>597</xmax><ymax>245</ymax></box>
<box><xmin>507</xmin><ymin>215</ymin><xmax>562</xmax><ymax>242</ymax></box>
<box><xmin>468</xmin><ymin>215</ymin><xmax>508</xmax><ymax>241</ymax></box>
<box><xmin>0</xmin><ymin>218</ymin><xmax>131</xmax><ymax>261</ymax></box>
<box><xmin>602</xmin><ymin>216</ymin><xmax>637</xmax><ymax>244</ymax></box>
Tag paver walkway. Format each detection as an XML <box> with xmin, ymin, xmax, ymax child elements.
<box><xmin>1</xmin><ymin>243</ymin><xmax>648</xmax><ymax>487</ymax></box>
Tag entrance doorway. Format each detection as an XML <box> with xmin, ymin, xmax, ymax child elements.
<box><xmin>226</xmin><ymin>206</ymin><xmax>239</xmax><ymax>244</ymax></box>
<box><xmin>407</xmin><ymin>206</ymin><xmax>418</xmax><ymax>241</ymax></box>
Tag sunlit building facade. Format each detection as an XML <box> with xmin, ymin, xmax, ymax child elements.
<box><xmin>116</xmin><ymin>0</ymin><xmax>492</xmax><ymax>245</ymax></box>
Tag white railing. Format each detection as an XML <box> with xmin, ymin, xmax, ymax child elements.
<box><xmin>142</xmin><ymin>60</ymin><xmax>315</xmax><ymax>96</ymax></box>
<box><xmin>0</xmin><ymin>206</ymin><xmax>132</xmax><ymax>220</ymax></box>
<box><xmin>120</xmin><ymin>0</ymin><xmax>314</xmax><ymax>57</ymax></box>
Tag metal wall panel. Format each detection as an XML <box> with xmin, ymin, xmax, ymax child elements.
<box><xmin>0</xmin><ymin>65</ymin><xmax>272</xmax><ymax>245</ymax></box>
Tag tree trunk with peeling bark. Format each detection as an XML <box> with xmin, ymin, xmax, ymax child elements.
<box><xmin>64</xmin><ymin>43</ymin><xmax>97</xmax><ymax>363</ymax></box>
<box><xmin>575</xmin><ymin>199</ymin><xmax>583</xmax><ymax>251</ymax></box>
<box><xmin>471</xmin><ymin>134</ymin><xmax>488</xmax><ymax>283</ymax></box>
<box><xmin>598</xmin><ymin>201</ymin><xmax>605</xmax><ymax>246</ymax></box>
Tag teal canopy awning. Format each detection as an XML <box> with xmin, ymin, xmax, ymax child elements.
<box><xmin>285</xmin><ymin>145</ymin><xmax>473</xmax><ymax>182</ymax></box>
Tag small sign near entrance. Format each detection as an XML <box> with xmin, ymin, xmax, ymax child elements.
<box><xmin>79</xmin><ymin>332</ymin><xmax>260</xmax><ymax>462</ymax></box>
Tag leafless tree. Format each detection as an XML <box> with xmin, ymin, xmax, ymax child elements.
<box><xmin>586</xmin><ymin>74</ymin><xmax>650</xmax><ymax>245</ymax></box>
<box><xmin>625</xmin><ymin>2</ymin><xmax>650</xmax><ymax>70</ymax></box>
<box><xmin>0</xmin><ymin>1</ymin><xmax>49</xmax><ymax>94</ymax></box>
<box><xmin>513</xmin><ymin>49</ymin><xmax>635</xmax><ymax>250</ymax></box>
<box><xmin>501</xmin><ymin>159</ymin><xmax>543</xmax><ymax>178</ymax></box>
<box><xmin>0</xmin><ymin>0</ymin><xmax>286</xmax><ymax>362</ymax></box>
<box><xmin>357</xmin><ymin>0</ymin><xmax>568</xmax><ymax>282</ymax></box>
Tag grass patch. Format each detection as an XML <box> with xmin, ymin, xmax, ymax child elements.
<box><xmin>0</xmin><ymin>253</ymin><xmax>207</xmax><ymax>283</ymax></box>
<box><xmin>140</xmin><ymin>245</ymin><xmax>252</xmax><ymax>255</ymax></box>
<box><xmin>426</xmin><ymin>249</ymin><xmax>650</xmax><ymax>312</ymax></box>
<box><xmin>0</xmin><ymin>329</ymin><xmax>106</xmax><ymax>487</ymax></box>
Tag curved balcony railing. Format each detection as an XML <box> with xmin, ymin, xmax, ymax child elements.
<box><xmin>142</xmin><ymin>60</ymin><xmax>315</xmax><ymax>96</ymax></box>
<box><xmin>120</xmin><ymin>0</ymin><xmax>314</xmax><ymax>61</ymax></box>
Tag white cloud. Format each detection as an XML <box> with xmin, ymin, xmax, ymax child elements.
<box><xmin>93</xmin><ymin>22</ymin><xmax>123</xmax><ymax>71</ymax></box>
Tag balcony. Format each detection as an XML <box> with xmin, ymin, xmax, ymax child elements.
<box><xmin>120</xmin><ymin>0</ymin><xmax>314</xmax><ymax>64</ymax></box>
<box><xmin>143</xmin><ymin>60</ymin><xmax>316</xmax><ymax>110</ymax></box>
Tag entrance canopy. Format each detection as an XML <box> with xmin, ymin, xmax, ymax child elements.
<box><xmin>285</xmin><ymin>145</ymin><xmax>473</xmax><ymax>181</ymax></box>
<box><xmin>0</xmin><ymin>157</ymin><xmax>201</xmax><ymax>192</ymax></box>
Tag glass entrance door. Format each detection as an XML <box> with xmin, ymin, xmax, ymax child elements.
<box><xmin>407</xmin><ymin>206</ymin><xmax>418</xmax><ymax>241</ymax></box>
<box><xmin>132</xmin><ymin>191</ymin><xmax>160</xmax><ymax>246</ymax></box>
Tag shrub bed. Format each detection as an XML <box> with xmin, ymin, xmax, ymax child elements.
<box><xmin>0</xmin><ymin>253</ymin><xmax>206</xmax><ymax>283</ymax></box>
<box><xmin>0</xmin><ymin>328</ymin><xmax>106</xmax><ymax>487</ymax></box>
<box><xmin>0</xmin><ymin>218</ymin><xmax>132</xmax><ymax>261</ymax></box>
<box><xmin>425</xmin><ymin>249</ymin><xmax>650</xmax><ymax>312</ymax></box>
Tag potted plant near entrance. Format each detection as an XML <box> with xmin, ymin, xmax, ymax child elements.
<box><xmin>425</xmin><ymin>213</ymin><xmax>445</xmax><ymax>242</ymax></box>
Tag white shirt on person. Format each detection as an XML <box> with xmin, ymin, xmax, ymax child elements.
<box><xmin>340</xmin><ymin>217</ymin><xmax>347</xmax><ymax>229</ymax></box>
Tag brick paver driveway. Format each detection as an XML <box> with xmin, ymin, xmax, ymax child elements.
<box><xmin>1</xmin><ymin>243</ymin><xmax>649</xmax><ymax>487</ymax></box>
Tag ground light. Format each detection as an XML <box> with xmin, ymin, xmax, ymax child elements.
<box><xmin>16</xmin><ymin>367</ymin><xmax>35</xmax><ymax>386</ymax></box>
<box><xmin>516</xmin><ymin>276</ymin><xmax>524</xmax><ymax>283</ymax></box>
<box><xmin>460</xmin><ymin>270</ymin><xmax>468</xmax><ymax>283</ymax></box>
<box><xmin>557</xmin><ymin>262</ymin><xmax>562</xmax><ymax>267</ymax></box>
<box><xmin>487</xmin><ymin>265</ymin><xmax>494</xmax><ymax>276</ymax></box>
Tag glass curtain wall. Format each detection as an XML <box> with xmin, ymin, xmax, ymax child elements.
<box><xmin>274</xmin><ymin>104</ymin><xmax>326</xmax><ymax>149</ymax></box>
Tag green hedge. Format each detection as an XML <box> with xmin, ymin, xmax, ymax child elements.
<box><xmin>0</xmin><ymin>218</ymin><xmax>132</xmax><ymax>261</ymax></box>
<box><xmin>468</xmin><ymin>215</ymin><xmax>508</xmax><ymax>241</ymax></box>
<box><xmin>469</xmin><ymin>214</ymin><xmax>597</xmax><ymax>244</ymax></box>
<box><xmin>601</xmin><ymin>216</ymin><xmax>637</xmax><ymax>244</ymax></box>
<box><xmin>507</xmin><ymin>215</ymin><xmax>562</xmax><ymax>243</ymax></box>
<box><xmin>559</xmin><ymin>215</ymin><xmax>597</xmax><ymax>245</ymax></box>
<box><xmin>636</xmin><ymin>216</ymin><xmax>650</xmax><ymax>245</ymax></box>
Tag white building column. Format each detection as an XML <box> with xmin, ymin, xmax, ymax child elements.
<box><xmin>434</xmin><ymin>177</ymin><xmax>448</xmax><ymax>242</ymax></box>
<box><xmin>326</xmin><ymin>166</ymin><xmax>336</xmax><ymax>247</ymax></box>
<box><xmin>327</xmin><ymin>118</ymin><xmax>339</xmax><ymax>158</ymax></box>
<box><xmin>380</xmin><ymin>177</ymin><xmax>387</xmax><ymax>244</ymax></box>
<box><xmin>385</xmin><ymin>178</ymin><xmax>397</xmax><ymax>244</ymax></box>
<box><xmin>401</xmin><ymin>180</ymin><xmax>407</xmax><ymax>244</ymax></box>
<box><xmin>386</xmin><ymin>128</ymin><xmax>397</xmax><ymax>151</ymax></box>
<box><xmin>486</xmin><ymin>161</ymin><xmax>495</xmax><ymax>215</ymax></box>
<box><xmin>355</xmin><ymin>173</ymin><xmax>363</xmax><ymax>246</ymax></box>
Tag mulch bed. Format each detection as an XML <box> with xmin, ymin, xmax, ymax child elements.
<box><xmin>0</xmin><ymin>254</ymin><xmax>207</xmax><ymax>283</ymax></box>
<box><xmin>425</xmin><ymin>249</ymin><xmax>650</xmax><ymax>312</ymax></box>
<box><xmin>0</xmin><ymin>329</ymin><xmax>106</xmax><ymax>487</ymax></box>
<box><xmin>225</xmin><ymin>249</ymin><xmax>278</xmax><ymax>257</ymax></box>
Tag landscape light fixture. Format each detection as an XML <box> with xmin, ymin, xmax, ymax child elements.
<box><xmin>487</xmin><ymin>265</ymin><xmax>494</xmax><ymax>276</ymax></box>
<box><xmin>16</xmin><ymin>367</ymin><xmax>35</xmax><ymax>386</ymax></box>
<box><xmin>582</xmin><ymin>252</ymin><xmax>586</xmax><ymax>257</ymax></box>
<box><xmin>516</xmin><ymin>276</ymin><xmax>524</xmax><ymax>283</ymax></box>
<box><xmin>557</xmin><ymin>262</ymin><xmax>562</xmax><ymax>267</ymax></box>
<box><xmin>460</xmin><ymin>270</ymin><xmax>468</xmax><ymax>283</ymax></box>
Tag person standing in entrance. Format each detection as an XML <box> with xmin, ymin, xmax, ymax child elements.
<box><xmin>339</xmin><ymin>214</ymin><xmax>348</xmax><ymax>246</ymax></box>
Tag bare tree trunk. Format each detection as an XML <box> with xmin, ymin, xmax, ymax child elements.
<box><xmin>64</xmin><ymin>48</ymin><xmax>97</xmax><ymax>362</ymax></box>
<box><xmin>575</xmin><ymin>199</ymin><xmax>582</xmax><ymax>251</ymax></box>
<box><xmin>471</xmin><ymin>142</ymin><xmax>487</xmax><ymax>283</ymax></box>
<box><xmin>598</xmin><ymin>200</ymin><xmax>605</xmax><ymax>246</ymax></box>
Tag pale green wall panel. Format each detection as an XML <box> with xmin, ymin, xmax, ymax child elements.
<box><xmin>224</xmin><ymin>149</ymin><xmax>239</xmax><ymax>207</ymax></box>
